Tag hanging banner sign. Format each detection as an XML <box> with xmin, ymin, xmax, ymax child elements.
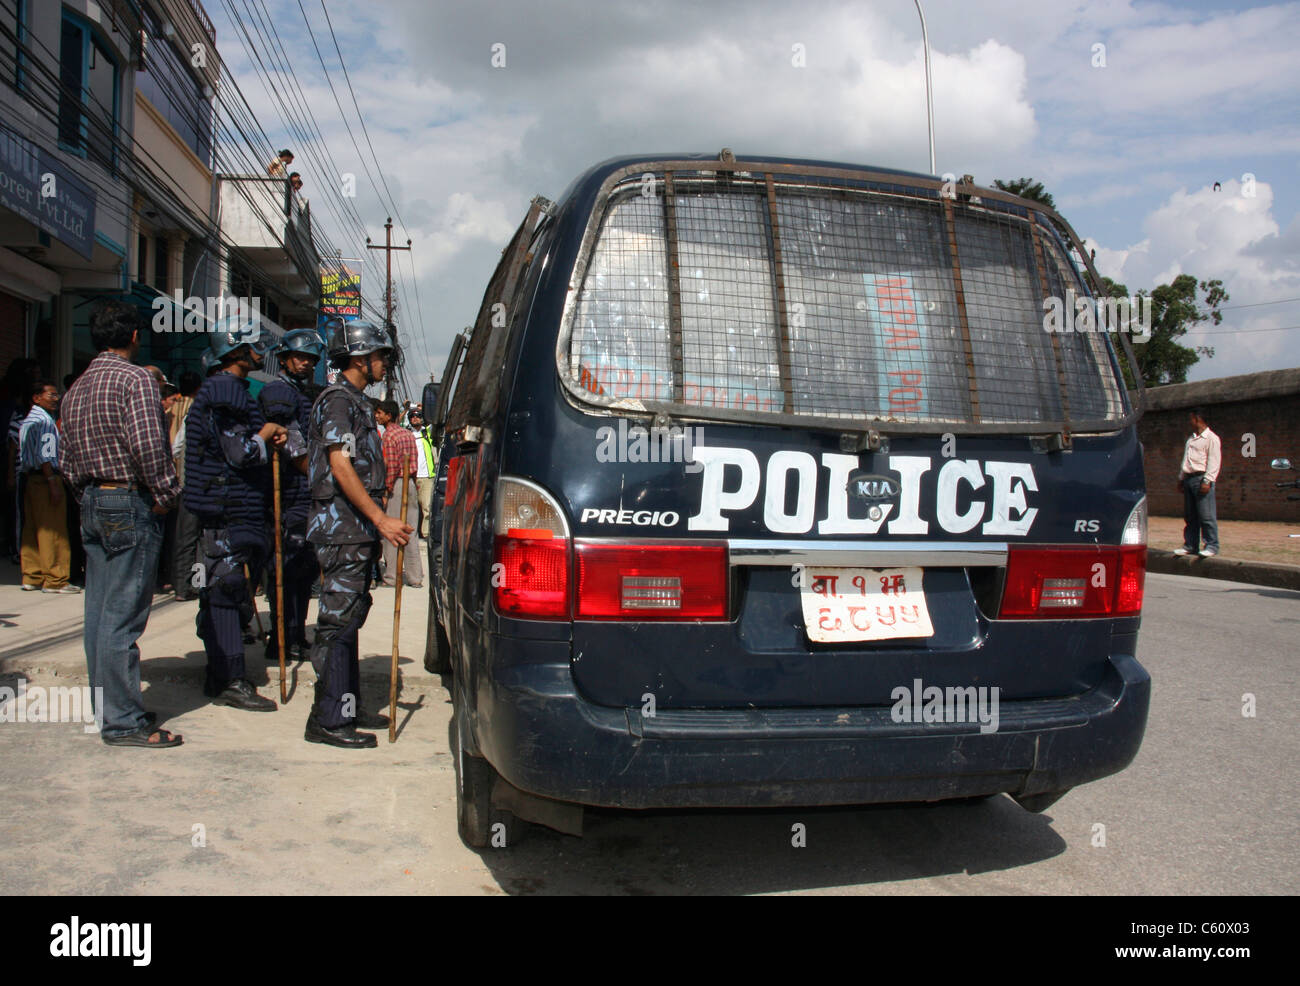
<box><xmin>320</xmin><ymin>265</ymin><xmax>361</xmax><ymax>320</ymax></box>
<box><xmin>0</xmin><ymin>124</ymin><xmax>98</xmax><ymax>261</ymax></box>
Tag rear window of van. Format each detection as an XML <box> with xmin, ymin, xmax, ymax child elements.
<box><xmin>562</xmin><ymin>168</ymin><xmax>1130</xmax><ymax>432</ymax></box>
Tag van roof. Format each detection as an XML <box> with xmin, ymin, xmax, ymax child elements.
<box><xmin>554</xmin><ymin>153</ymin><xmax>970</xmax><ymax>223</ymax></box>
<box><xmin>573</xmin><ymin>150</ymin><xmax>939</xmax><ymax>188</ymax></box>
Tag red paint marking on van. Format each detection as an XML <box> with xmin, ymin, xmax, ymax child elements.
<box><xmin>444</xmin><ymin>455</ymin><xmax>462</xmax><ymax>504</ymax></box>
<box><xmin>874</xmin><ymin>277</ymin><xmax>926</xmax><ymax>413</ymax></box>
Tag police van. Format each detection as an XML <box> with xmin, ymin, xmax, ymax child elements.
<box><xmin>427</xmin><ymin>153</ymin><xmax>1150</xmax><ymax>847</ymax></box>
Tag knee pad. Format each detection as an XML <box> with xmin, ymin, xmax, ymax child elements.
<box><xmin>314</xmin><ymin>590</ymin><xmax>371</xmax><ymax>652</ymax></box>
<box><xmin>205</xmin><ymin>555</ymin><xmax>247</xmax><ymax>609</ymax></box>
<box><xmin>315</xmin><ymin>586</ymin><xmax>369</xmax><ymax>640</ymax></box>
<box><xmin>337</xmin><ymin>590</ymin><xmax>372</xmax><ymax>636</ymax></box>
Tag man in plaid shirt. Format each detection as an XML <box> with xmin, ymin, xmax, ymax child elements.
<box><xmin>376</xmin><ymin>400</ymin><xmax>423</xmax><ymax>587</ymax></box>
<box><xmin>58</xmin><ymin>301</ymin><xmax>183</xmax><ymax>748</ymax></box>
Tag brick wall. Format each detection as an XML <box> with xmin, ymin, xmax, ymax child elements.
<box><xmin>1138</xmin><ymin>368</ymin><xmax>1300</xmax><ymax>521</ymax></box>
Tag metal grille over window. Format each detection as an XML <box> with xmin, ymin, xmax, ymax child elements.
<box><xmin>567</xmin><ymin>166</ymin><xmax>1130</xmax><ymax>433</ymax></box>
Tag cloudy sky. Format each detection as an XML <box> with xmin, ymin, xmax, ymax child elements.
<box><xmin>212</xmin><ymin>0</ymin><xmax>1300</xmax><ymax>385</ymax></box>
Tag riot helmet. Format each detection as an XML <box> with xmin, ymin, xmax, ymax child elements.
<box><xmin>210</xmin><ymin>313</ymin><xmax>272</xmax><ymax>366</ymax></box>
<box><xmin>325</xmin><ymin>317</ymin><xmax>392</xmax><ymax>382</ymax></box>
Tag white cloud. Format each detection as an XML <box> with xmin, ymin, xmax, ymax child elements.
<box><xmin>1047</xmin><ymin>4</ymin><xmax>1300</xmax><ymax>115</ymax></box>
<box><xmin>1088</xmin><ymin>180</ymin><xmax>1300</xmax><ymax>378</ymax></box>
<box><xmin>211</xmin><ymin>0</ymin><xmax>1300</xmax><ymax>383</ymax></box>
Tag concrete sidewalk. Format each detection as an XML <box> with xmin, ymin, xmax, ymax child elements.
<box><xmin>0</xmin><ymin>553</ymin><xmax>433</xmax><ymax>689</ymax></box>
<box><xmin>1147</xmin><ymin>515</ymin><xmax>1300</xmax><ymax>590</ymax></box>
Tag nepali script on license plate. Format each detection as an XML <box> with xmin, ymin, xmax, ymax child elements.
<box><xmin>799</xmin><ymin>567</ymin><xmax>935</xmax><ymax>643</ymax></box>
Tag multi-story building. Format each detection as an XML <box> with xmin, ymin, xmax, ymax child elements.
<box><xmin>0</xmin><ymin>0</ymin><xmax>320</xmax><ymax>388</ymax></box>
<box><xmin>1</xmin><ymin>0</ymin><xmax>138</xmax><ymax>380</ymax></box>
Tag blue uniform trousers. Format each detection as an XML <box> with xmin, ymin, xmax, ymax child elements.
<box><xmin>265</xmin><ymin>521</ymin><xmax>315</xmax><ymax>654</ymax></box>
<box><xmin>311</xmin><ymin>540</ymin><xmax>378</xmax><ymax>728</ymax></box>
<box><xmin>197</xmin><ymin>525</ymin><xmax>267</xmax><ymax>693</ymax></box>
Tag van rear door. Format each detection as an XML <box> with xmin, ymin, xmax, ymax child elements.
<box><xmin>536</xmin><ymin>162</ymin><xmax>1145</xmax><ymax>711</ymax></box>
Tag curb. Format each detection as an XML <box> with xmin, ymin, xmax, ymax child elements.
<box><xmin>1148</xmin><ymin>549</ymin><xmax>1300</xmax><ymax>592</ymax></box>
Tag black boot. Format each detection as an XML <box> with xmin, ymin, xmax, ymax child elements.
<box><xmin>305</xmin><ymin>715</ymin><xmax>377</xmax><ymax>748</ymax></box>
<box><xmin>354</xmin><ymin>708</ymin><xmax>390</xmax><ymax>729</ymax></box>
<box><xmin>214</xmin><ymin>678</ymin><xmax>277</xmax><ymax>712</ymax></box>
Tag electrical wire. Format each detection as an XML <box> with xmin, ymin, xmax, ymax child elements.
<box><xmin>223</xmin><ymin>0</ymin><xmax>427</xmax><ymax>385</ymax></box>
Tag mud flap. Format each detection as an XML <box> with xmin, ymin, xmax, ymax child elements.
<box><xmin>492</xmin><ymin>773</ymin><xmax>584</xmax><ymax>837</ymax></box>
<box><xmin>1012</xmin><ymin>789</ymin><xmax>1070</xmax><ymax>813</ymax></box>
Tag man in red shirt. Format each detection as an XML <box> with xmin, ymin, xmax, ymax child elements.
<box><xmin>376</xmin><ymin>401</ymin><xmax>423</xmax><ymax>587</ymax></box>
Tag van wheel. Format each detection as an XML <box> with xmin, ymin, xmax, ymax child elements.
<box><xmin>424</xmin><ymin>606</ymin><xmax>452</xmax><ymax>675</ymax></box>
<box><xmin>453</xmin><ymin>697</ymin><xmax>521</xmax><ymax>848</ymax></box>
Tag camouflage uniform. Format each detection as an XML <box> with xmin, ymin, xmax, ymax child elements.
<box><xmin>306</xmin><ymin>376</ymin><xmax>386</xmax><ymax>728</ymax></box>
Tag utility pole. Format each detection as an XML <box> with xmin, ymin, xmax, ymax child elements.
<box><xmin>366</xmin><ymin>217</ymin><xmax>411</xmax><ymax>401</ymax></box>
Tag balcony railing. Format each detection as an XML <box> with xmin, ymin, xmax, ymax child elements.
<box><xmin>188</xmin><ymin>0</ymin><xmax>217</xmax><ymax>44</ymax></box>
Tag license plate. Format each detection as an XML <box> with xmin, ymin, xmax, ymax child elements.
<box><xmin>799</xmin><ymin>567</ymin><xmax>935</xmax><ymax>643</ymax></box>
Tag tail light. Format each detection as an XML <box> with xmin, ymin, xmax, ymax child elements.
<box><xmin>576</xmin><ymin>543</ymin><xmax>728</xmax><ymax>620</ymax></box>
<box><xmin>999</xmin><ymin>498</ymin><xmax>1147</xmax><ymax>618</ymax></box>
<box><xmin>1115</xmin><ymin>498</ymin><xmax>1147</xmax><ymax>613</ymax></box>
<box><xmin>491</xmin><ymin>477</ymin><xmax>729</xmax><ymax>621</ymax></box>
<box><xmin>493</xmin><ymin>478</ymin><xmax>570</xmax><ymax>619</ymax></box>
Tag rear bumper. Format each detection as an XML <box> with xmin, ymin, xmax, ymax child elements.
<box><xmin>477</xmin><ymin>649</ymin><xmax>1150</xmax><ymax>810</ymax></box>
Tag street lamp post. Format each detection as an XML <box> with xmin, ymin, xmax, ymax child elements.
<box><xmin>914</xmin><ymin>0</ymin><xmax>936</xmax><ymax>176</ymax></box>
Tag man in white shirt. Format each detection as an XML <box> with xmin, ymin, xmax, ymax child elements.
<box><xmin>1174</xmin><ymin>407</ymin><xmax>1221</xmax><ymax>558</ymax></box>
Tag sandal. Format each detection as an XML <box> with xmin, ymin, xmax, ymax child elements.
<box><xmin>102</xmin><ymin>726</ymin><xmax>183</xmax><ymax>748</ymax></box>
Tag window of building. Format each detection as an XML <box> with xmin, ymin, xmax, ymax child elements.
<box><xmin>57</xmin><ymin>12</ymin><xmax>119</xmax><ymax>172</ymax></box>
<box><xmin>136</xmin><ymin>9</ymin><xmax>213</xmax><ymax>167</ymax></box>
<box><xmin>154</xmin><ymin>235</ymin><xmax>168</xmax><ymax>292</ymax></box>
<box><xmin>4</xmin><ymin>0</ymin><xmax>28</xmax><ymax>93</ymax></box>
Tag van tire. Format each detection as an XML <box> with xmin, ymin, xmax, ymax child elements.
<box><xmin>454</xmin><ymin>693</ymin><xmax>521</xmax><ymax>848</ymax></box>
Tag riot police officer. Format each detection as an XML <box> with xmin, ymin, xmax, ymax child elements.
<box><xmin>305</xmin><ymin>318</ymin><xmax>411</xmax><ymax>747</ymax></box>
<box><xmin>185</xmin><ymin>318</ymin><xmax>287</xmax><ymax>711</ymax></box>
<box><xmin>259</xmin><ymin>329</ymin><xmax>324</xmax><ymax>666</ymax></box>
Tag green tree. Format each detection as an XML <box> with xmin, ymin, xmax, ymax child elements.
<box><xmin>1129</xmin><ymin>274</ymin><xmax>1226</xmax><ymax>386</ymax></box>
<box><xmin>993</xmin><ymin>177</ymin><xmax>1055</xmax><ymax>210</ymax></box>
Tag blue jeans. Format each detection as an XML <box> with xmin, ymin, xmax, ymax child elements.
<box><xmin>81</xmin><ymin>487</ymin><xmax>163</xmax><ymax>738</ymax></box>
<box><xmin>1182</xmin><ymin>474</ymin><xmax>1219</xmax><ymax>553</ymax></box>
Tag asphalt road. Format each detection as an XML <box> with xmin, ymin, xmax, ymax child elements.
<box><xmin>0</xmin><ymin>572</ymin><xmax>1296</xmax><ymax>896</ymax></box>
